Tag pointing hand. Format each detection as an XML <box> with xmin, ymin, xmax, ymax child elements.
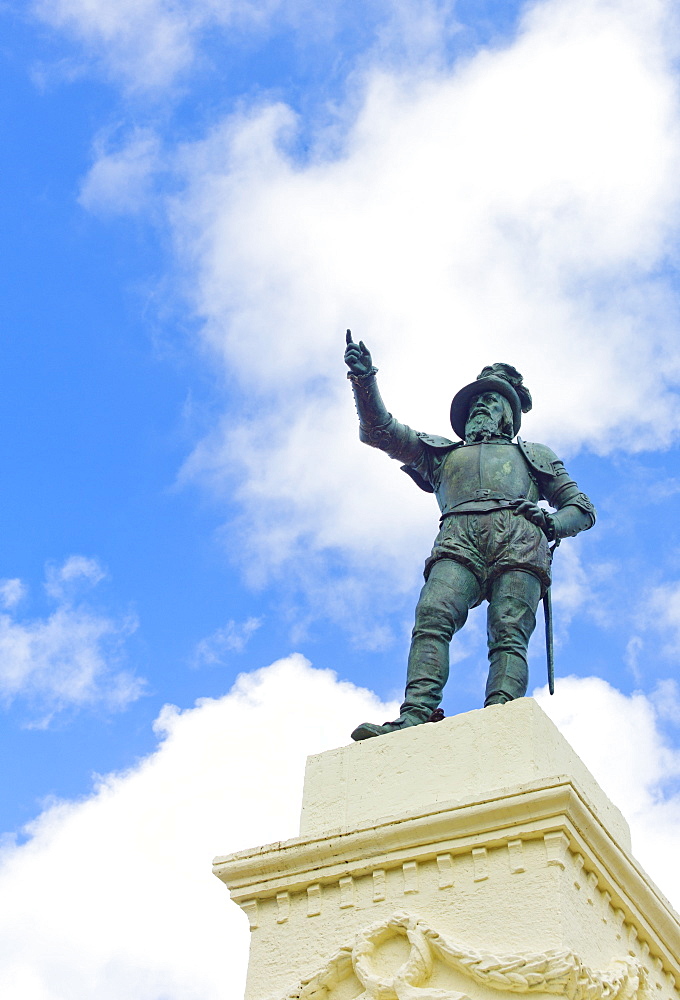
<box><xmin>344</xmin><ymin>329</ymin><xmax>374</xmax><ymax>376</ymax></box>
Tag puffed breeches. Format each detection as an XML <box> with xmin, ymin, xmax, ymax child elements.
<box><xmin>424</xmin><ymin>508</ymin><xmax>552</xmax><ymax>600</ymax></box>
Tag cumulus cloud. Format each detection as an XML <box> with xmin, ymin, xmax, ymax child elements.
<box><xmin>0</xmin><ymin>662</ymin><xmax>677</xmax><ymax>998</ymax></box>
<box><xmin>166</xmin><ymin>0</ymin><xmax>680</xmax><ymax>614</ymax></box>
<box><xmin>0</xmin><ymin>655</ymin><xmax>397</xmax><ymax>999</ymax></box>
<box><xmin>0</xmin><ymin>557</ymin><xmax>142</xmax><ymax>723</ymax></box>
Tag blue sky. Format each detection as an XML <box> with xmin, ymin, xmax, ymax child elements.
<box><xmin>1</xmin><ymin>0</ymin><xmax>680</xmax><ymax>996</ymax></box>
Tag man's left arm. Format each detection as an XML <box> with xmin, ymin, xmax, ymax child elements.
<box><xmin>514</xmin><ymin>446</ymin><xmax>596</xmax><ymax>542</ymax></box>
<box><xmin>541</xmin><ymin>459</ymin><xmax>596</xmax><ymax>540</ymax></box>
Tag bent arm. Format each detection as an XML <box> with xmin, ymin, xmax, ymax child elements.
<box><xmin>541</xmin><ymin>461</ymin><xmax>596</xmax><ymax>540</ymax></box>
<box><xmin>347</xmin><ymin>368</ymin><xmax>424</xmax><ymax>466</ymax></box>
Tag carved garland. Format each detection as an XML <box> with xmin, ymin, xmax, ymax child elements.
<box><xmin>280</xmin><ymin>912</ymin><xmax>646</xmax><ymax>1000</ymax></box>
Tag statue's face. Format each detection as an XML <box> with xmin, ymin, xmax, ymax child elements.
<box><xmin>465</xmin><ymin>391</ymin><xmax>511</xmax><ymax>442</ymax></box>
<box><xmin>469</xmin><ymin>391</ymin><xmax>505</xmax><ymax>423</ymax></box>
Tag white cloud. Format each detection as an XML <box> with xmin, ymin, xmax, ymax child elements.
<box><xmin>651</xmin><ymin>678</ymin><xmax>680</xmax><ymax>725</ymax></box>
<box><xmin>0</xmin><ymin>557</ymin><xmax>141</xmax><ymax>722</ymax></box>
<box><xmin>44</xmin><ymin>554</ymin><xmax>107</xmax><ymax>600</ymax></box>
<box><xmin>33</xmin><ymin>0</ymin><xmax>218</xmax><ymax>91</ymax></box>
<box><xmin>0</xmin><ymin>655</ymin><xmax>397</xmax><ymax>999</ymax></box>
<box><xmin>167</xmin><ymin>0</ymin><xmax>680</xmax><ymax>607</ymax></box>
<box><xmin>0</xmin><ymin>662</ymin><xmax>677</xmax><ymax>998</ymax></box>
<box><xmin>192</xmin><ymin>615</ymin><xmax>262</xmax><ymax>663</ymax></box>
<box><xmin>79</xmin><ymin>128</ymin><xmax>161</xmax><ymax>213</ymax></box>
<box><xmin>372</xmin><ymin>0</ymin><xmax>459</xmax><ymax>68</ymax></box>
<box><xmin>645</xmin><ymin>580</ymin><xmax>680</xmax><ymax>653</ymax></box>
<box><xmin>625</xmin><ymin>634</ymin><xmax>644</xmax><ymax>684</ymax></box>
<box><xmin>0</xmin><ymin>579</ymin><xmax>27</xmax><ymax>611</ymax></box>
<box><xmin>33</xmin><ymin>0</ymin><xmax>462</xmax><ymax>93</ymax></box>
<box><xmin>549</xmin><ymin>541</ymin><xmax>591</xmax><ymax>625</ymax></box>
<box><xmin>45</xmin><ymin>0</ymin><xmax>680</xmax><ymax>640</ymax></box>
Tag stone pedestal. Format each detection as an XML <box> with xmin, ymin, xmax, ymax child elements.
<box><xmin>213</xmin><ymin>698</ymin><xmax>680</xmax><ymax>1000</ymax></box>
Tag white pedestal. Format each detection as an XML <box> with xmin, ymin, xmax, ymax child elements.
<box><xmin>214</xmin><ymin>698</ymin><xmax>680</xmax><ymax>1000</ymax></box>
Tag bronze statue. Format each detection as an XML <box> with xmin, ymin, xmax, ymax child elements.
<box><xmin>344</xmin><ymin>331</ymin><xmax>596</xmax><ymax>741</ymax></box>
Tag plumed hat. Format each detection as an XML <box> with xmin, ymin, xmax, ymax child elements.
<box><xmin>450</xmin><ymin>363</ymin><xmax>532</xmax><ymax>439</ymax></box>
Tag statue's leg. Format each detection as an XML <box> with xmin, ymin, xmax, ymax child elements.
<box><xmin>351</xmin><ymin>559</ymin><xmax>480</xmax><ymax>740</ymax></box>
<box><xmin>400</xmin><ymin>558</ymin><xmax>481</xmax><ymax>721</ymax></box>
<box><xmin>484</xmin><ymin>569</ymin><xmax>541</xmax><ymax>707</ymax></box>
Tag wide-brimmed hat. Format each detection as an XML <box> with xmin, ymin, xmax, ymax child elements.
<box><xmin>450</xmin><ymin>363</ymin><xmax>532</xmax><ymax>439</ymax></box>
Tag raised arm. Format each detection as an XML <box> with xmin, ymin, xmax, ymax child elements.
<box><xmin>344</xmin><ymin>330</ymin><xmax>423</xmax><ymax>466</ymax></box>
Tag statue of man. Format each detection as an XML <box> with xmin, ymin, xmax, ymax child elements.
<box><xmin>344</xmin><ymin>331</ymin><xmax>596</xmax><ymax>741</ymax></box>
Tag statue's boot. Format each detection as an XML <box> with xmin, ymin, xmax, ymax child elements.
<box><xmin>351</xmin><ymin>711</ymin><xmax>434</xmax><ymax>741</ymax></box>
<box><xmin>351</xmin><ymin>720</ymin><xmax>409</xmax><ymax>740</ymax></box>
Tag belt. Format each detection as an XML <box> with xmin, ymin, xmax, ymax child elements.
<box><xmin>439</xmin><ymin>491</ymin><xmax>526</xmax><ymax>521</ymax></box>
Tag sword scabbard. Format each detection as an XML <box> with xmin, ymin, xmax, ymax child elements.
<box><xmin>543</xmin><ymin>587</ymin><xmax>555</xmax><ymax>695</ymax></box>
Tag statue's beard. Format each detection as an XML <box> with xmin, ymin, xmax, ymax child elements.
<box><xmin>465</xmin><ymin>411</ymin><xmax>506</xmax><ymax>442</ymax></box>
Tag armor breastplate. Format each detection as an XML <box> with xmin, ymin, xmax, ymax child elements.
<box><xmin>435</xmin><ymin>442</ymin><xmax>539</xmax><ymax>515</ymax></box>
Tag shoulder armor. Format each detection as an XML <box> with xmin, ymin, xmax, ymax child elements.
<box><xmin>416</xmin><ymin>431</ymin><xmax>459</xmax><ymax>450</ymax></box>
<box><xmin>401</xmin><ymin>432</ymin><xmax>460</xmax><ymax>493</ymax></box>
<box><xmin>517</xmin><ymin>438</ymin><xmax>559</xmax><ymax>476</ymax></box>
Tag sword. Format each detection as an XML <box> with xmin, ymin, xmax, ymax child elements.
<box><xmin>543</xmin><ymin>586</ymin><xmax>554</xmax><ymax>695</ymax></box>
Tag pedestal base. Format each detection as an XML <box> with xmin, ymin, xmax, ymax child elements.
<box><xmin>214</xmin><ymin>699</ymin><xmax>680</xmax><ymax>1000</ymax></box>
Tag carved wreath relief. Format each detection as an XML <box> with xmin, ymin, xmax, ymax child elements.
<box><xmin>280</xmin><ymin>912</ymin><xmax>646</xmax><ymax>1000</ymax></box>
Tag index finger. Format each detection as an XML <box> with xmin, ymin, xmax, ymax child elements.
<box><xmin>346</xmin><ymin>329</ymin><xmax>354</xmax><ymax>345</ymax></box>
